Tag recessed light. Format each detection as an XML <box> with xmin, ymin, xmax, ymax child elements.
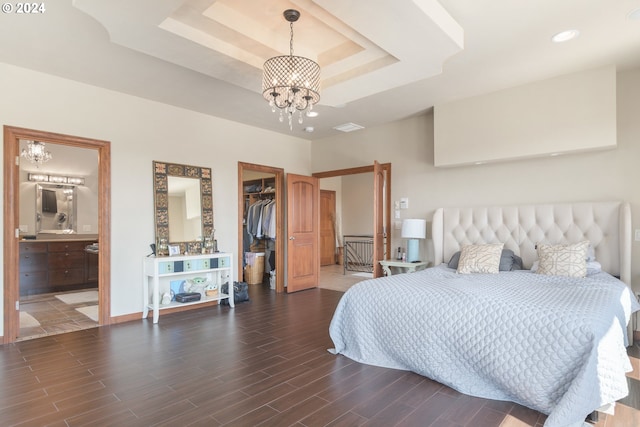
<box><xmin>628</xmin><ymin>8</ymin><xmax>640</xmax><ymax>20</ymax></box>
<box><xmin>474</xmin><ymin>161</ymin><xmax>485</xmax><ymax>165</ymax></box>
<box><xmin>305</xmin><ymin>111</ymin><xmax>318</xmax><ymax>118</ymax></box>
<box><xmin>304</xmin><ymin>126</ymin><xmax>314</xmax><ymax>133</ymax></box>
<box><xmin>550</xmin><ymin>152</ymin><xmax>562</xmax><ymax>157</ymax></box>
<box><xmin>552</xmin><ymin>29</ymin><xmax>580</xmax><ymax>43</ymax></box>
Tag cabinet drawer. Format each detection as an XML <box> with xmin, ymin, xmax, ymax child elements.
<box><xmin>48</xmin><ymin>241</ymin><xmax>89</xmax><ymax>252</ymax></box>
<box><xmin>49</xmin><ymin>268</ymin><xmax>85</xmax><ymax>286</ymax></box>
<box><xmin>48</xmin><ymin>251</ymin><xmax>85</xmax><ymax>269</ymax></box>
<box><xmin>19</xmin><ymin>252</ymin><xmax>48</xmax><ymax>272</ymax></box>
<box><xmin>20</xmin><ymin>242</ymin><xmax>47</xmax><ymax>254</ymax></box>
<box><xmin>20</xmin><ymin>270</ymin><xmax>48</xmax><ymax>287</ymax></box>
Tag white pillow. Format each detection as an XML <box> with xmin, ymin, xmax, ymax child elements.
<box><xmin>457</xmin><ymin>243</ymin><xmax>504</xmax><ymax>274</ymax></box>
<box><xmin>536</xmin><ymin>241</ymin><xmax>590</xmax><ymax>278</ymax></box>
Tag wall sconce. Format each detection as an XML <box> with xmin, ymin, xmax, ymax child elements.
<box><xmin>28</xmin><ymin>173</ymin><xmax>85</xmax><ymax>186</ymax></box>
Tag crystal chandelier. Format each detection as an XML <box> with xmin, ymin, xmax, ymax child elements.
<box><xmin>21</xmin><ymin>140</ymin><xmax>52</xmax><ymax>166</ymax></box>
<box><xmin>262</xmin><ymin>9</ymin><xmax>320</xmax><ymax>130</ymax></box>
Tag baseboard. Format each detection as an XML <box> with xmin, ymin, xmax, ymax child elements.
<box><xmin>110</xmin><ymin>301</ymin><xmax>220</xmax><ymax>324</ymax></box>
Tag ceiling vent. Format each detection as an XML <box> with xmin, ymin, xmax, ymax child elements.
<box><xmin>333</xmin><ymin>122</ymin><xmax>365</xmax><ymax>133</ymax></box>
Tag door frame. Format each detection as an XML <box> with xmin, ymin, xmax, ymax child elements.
<box><xmin>3</xmin><ymin>126</ymin><xmax>111</xmax><ymax>344</ymax></box>
<box><xmin>312</xmin><ymin>163</ymin><xmax>392</xmax><ymax>269</ymax></box>
<box><xmin>237</xmin><ymin>162</ymin><xmax>284</xmax><ymax>293</ymax></box>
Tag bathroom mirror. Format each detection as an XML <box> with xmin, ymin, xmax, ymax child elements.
<box><xmin>153</xmin><ymin>161</ymin><xmax>213</xmax><ymax>255</ymax></box>
<box><xmin>36</xmin><ymin>183</ymin><xmax>78</xmax><ymax>234</ymax></box>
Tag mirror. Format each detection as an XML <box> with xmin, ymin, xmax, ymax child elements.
<box><xmin>36</xmin><ymin>183</ymin><xmax>78</xmax><ymax>234</ymax></box>
<box><xmin>168</xmin><ymin>176</ymin><xmax>202</xmax><ymax>242</ymax></box>
<box><xmin>153</xmin><ymin>161</ymin><xmax>213</xmax><ymax>255</ymax></box>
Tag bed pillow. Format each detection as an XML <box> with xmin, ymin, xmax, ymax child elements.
<box><xmin>448</xmin><ymin>248</ymin><xmax>523</xmax><ymax>271</ymax></box>
<box><xmin>456</xmin><ymin>243</ymin><xmax>504</xmax><ymax>274</ymax></box>
<box><xmin>535</xmin><ymin>240</ymin><xmax>590</xmax><ymax>278</ymax></box>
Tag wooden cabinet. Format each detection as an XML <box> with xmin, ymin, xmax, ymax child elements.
<box><xmin>19</xmin><ymin>240</ymin><xmax>98</xmax><ymax>296</ymax></box>
<box><xmin>48</xmin><ymin>241</ymin><xmax>88</xmax><ymax>287</ymax></box>
<box><xmin>86</xmin><ymin>252</ymin><xmax>99</xmax><ymax>282</ymax></box>
<box><xmin>19</xmin><ymin>242</ymin><xmax>49</xmax><ymax>295</ymax></box>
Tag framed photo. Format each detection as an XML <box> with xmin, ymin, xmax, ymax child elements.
<box><xmin>168</xmin><ymin>244</ymin><xmax>180</xmax><ymax>256</ymax></box>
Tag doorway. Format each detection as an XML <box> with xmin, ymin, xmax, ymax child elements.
<box><xmin>3</xmin><ymin>126</ymin><xmax>111</xmax><ymax>344</ymax></box>
<box><xmin>237</xmin><ymin>162</ymin><xmax>284</xmax><ymax>292</ymax></box>
<box><xmin>313</xmin><ymin>162</ymin><xmax>391</xmax><ymax>279</ymax></box>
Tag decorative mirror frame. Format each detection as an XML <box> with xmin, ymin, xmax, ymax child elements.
<box><xmin>153</xmin><ymin>161</ymin><xmax>213</xmax><ymax>256</ymax></box>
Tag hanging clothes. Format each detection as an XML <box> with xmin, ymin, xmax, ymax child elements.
<box><xmin>246</xmin><ymin>198</ymin><xmax>276</xmax><ymax>240</ymax></box>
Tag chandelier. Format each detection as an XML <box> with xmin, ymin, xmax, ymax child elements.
<box><xmin>21</xmin><ymin>140</ymin><xmax>52</xmax><ymax>166</ymax></box>
<box><xmin>262</xmin><ymin>9</ymin><xmax>320</xmax><ymax>130</ymax></box>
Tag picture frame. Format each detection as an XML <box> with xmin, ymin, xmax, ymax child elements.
<box><xmin>168</xmin><ymin>244</ymin><xmax>180</xmax><ymax>257</ymax></box>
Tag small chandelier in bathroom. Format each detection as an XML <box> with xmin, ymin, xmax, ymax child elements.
<box><xmin>21</xmin><ymin>140</ymin><xmax>52</xmax><ymax>166</ymax></box>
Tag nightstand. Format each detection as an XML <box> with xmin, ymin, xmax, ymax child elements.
<box><xmin>379</xmin><ymin>260</ymin><xmax>429</xmax><ymax>276</ymax></box>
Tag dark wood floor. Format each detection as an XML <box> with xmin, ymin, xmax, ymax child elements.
<box><xmin>1</xmin><ymin>284</ymin><xmax>638</xmax><ymax>426</ymax></box>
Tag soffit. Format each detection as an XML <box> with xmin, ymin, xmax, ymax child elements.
<box><xmin>73</xmin><ymin>0</ymin><xmax>463</xmax><ymax>107</ymax></box>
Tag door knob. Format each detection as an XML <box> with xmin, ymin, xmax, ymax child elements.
<box><xmin>289</xmin><ymin>236</ymin><xmax>295</xmax><ymax>240</ymax></box>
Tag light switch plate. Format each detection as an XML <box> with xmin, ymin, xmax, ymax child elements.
<box><xmin>394</xmin><ymin>210</ymin><xmax>400</xmax><ymax>219</ymax></box>
<box><xmin>635</xmin><ymin>229</ymin><xmax>640</xmax><ymax>241</ymax></box>
<box><xmin>400</xmin><ymin>198</ymin><xmax>409</xmax><ymax>209</ymax></box>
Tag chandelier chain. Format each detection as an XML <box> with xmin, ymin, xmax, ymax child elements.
<box><xmin>290</xmin><ymin>21</ymin><xmax>294</xmax><ymax>57</ymax></box>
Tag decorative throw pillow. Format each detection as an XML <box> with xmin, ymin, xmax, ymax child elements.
<box><xmin>536</xmin><ymin>241</ymin><xmax>590</xmax><ymax>278</ymax></box>
<box><xmin>456</xmin><ymin>243</ymin><xmax>504</xmax><ymax>274</ymax></box>
<box><xmin>449</xmin><ymin>248</ymin><xmax>523</xmax><ymax>271</ymax></box>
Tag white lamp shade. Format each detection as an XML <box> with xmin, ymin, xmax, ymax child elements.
<box><xmin>401</xmin><ymin>219</ymin><xmax>426</xmax><ymax>239</ymax></box>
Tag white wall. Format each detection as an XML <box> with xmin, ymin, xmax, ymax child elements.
<box><xmin>312</xmin><ymin>67</ymin><xmax>640</xmax><ymax>297</ymax></box>
<box><xmin>0</xmin><ymin>62</ymin><xmax>312</xmax><ymax>328</ymax></box>
<box><xmin>434</xmin><ymin>66</ymin><xmax>618</xmax><ymax>166</ymax></box>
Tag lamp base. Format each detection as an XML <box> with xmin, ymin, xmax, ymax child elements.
<box><xmin>406</xmin><ymin>239</ymin><xmax>420</xmax><ymax>262</ymax></box>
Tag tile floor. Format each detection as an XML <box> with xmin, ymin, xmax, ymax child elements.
<box><xmin>18</xmin><ymin>288</ymin><xmax>99</xmax><ymax>341</ymax></box>
<box><xmin>319</xmin><ymin>263</ymin><xmax>372</xmax><ymax>292</ymax></box>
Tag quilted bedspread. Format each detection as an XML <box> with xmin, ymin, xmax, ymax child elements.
<box><xmin>329</xmin><ymin>265</ymin><xmax>640</xmax><ymax>427</ymax></box>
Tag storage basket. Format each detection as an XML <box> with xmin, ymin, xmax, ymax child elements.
<box><xmin>244</xmin><ymin>252</ymin><xmax>265</xmax><ymax>285</ymax></box>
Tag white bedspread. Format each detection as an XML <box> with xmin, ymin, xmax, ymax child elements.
<box><xmin>329</xmin><ymin>265</ymin><xmax>640</xmax><ymax>427</ymax></box>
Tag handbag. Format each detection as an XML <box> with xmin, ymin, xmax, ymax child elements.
<box><xmin>220</xmin><ymin>281</ymin><xmax>249</xmax><ymax>305</ymax></box>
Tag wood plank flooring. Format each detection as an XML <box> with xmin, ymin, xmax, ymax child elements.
<box><xmin>1</xmin><ymin>283</ymin><xmax>638</xmax><ymax>426</ymax></box>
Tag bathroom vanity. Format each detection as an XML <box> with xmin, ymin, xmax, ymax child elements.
<box><xmin>19</xmin><ymin>239</ymin><xmax>98</xmax><ymax>296</ymax></box>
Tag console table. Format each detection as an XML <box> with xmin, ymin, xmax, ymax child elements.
<box><xmin>143</xmin><ymin>252</ymin><xmax>233</xmax><ymax>323</ymax></box>
<box><xmin>379</xmin><ymin>260</ymin><xmax>429</xmax><ymax>276</ymax></box>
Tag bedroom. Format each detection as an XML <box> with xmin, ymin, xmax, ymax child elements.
<box><xmin>1</xmin><ymin>0</ymin><xmax>640</xmax><ymax>425</ymax></box>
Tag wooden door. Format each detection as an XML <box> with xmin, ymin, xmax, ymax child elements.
<box><xmin>286</xmin><ymin>174</ymin><xmax>319</xmax><ymax>292</ymax></box>
<box><xmin>320</xmin><ymin>190</ymin><xmax>336</xmax><ymax>266</ymax></box>
<box><xmin>372</xmin><ymin>161</ymin><xmax>385</xmax><ymax>278</ymax></box>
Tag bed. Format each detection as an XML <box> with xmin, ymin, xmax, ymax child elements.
<box><xmin>329</xmin><ymin>201</ymin><xmax>639</xmax><ymax>427</ymax></box>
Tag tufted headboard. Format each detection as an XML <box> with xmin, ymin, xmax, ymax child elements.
<box><xmin>432</xmin><ymin>201</ymin><xmax>631</xmax><ymax>285</ymax></box>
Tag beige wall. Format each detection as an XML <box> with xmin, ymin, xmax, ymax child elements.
<box><xmin>434</xmin><ymin>66</ymin><xmax>618</xmax><ymax>166</ymax></box>
<box><xmin>0</xmin><ymin>62</ymin><xmax>313</xmax><ymax>327</ymax></box>
<box><xmin>312</xmin><ymin>67</ymin><xmax>640</xmax><ymax>297</ymax></box>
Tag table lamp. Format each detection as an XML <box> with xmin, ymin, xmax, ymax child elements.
<box><xmin>401</xmin><ymin>219</ymin><xmax>426</xmax><ymax>262</ymax></box>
